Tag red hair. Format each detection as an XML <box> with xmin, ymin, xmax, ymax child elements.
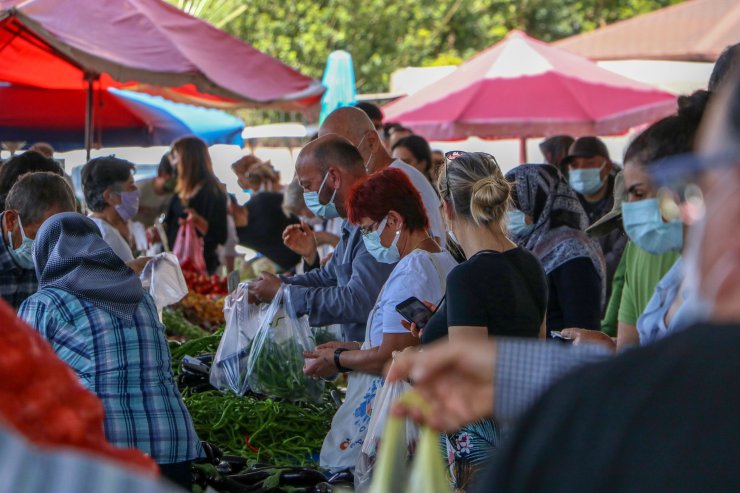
<box><xmin>347</xmin><ymin>167</ymin><xmax>429</xmax><ymax>231</ymax></box>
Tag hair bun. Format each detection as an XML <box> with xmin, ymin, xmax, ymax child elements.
<box><xmin>677</xmin><ymin>90</ymin><xmax>710</xmax><ymax>124</ymax></box>
<box><xmin>469</xmin><ymin>175</ymin><xmax>511</xmax><ymax>225</ymax></box>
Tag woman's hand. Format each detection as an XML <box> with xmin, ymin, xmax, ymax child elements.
<box><xmin>303</xmin><ymin>347</ymin><xmax>341</xmax><ymax>378</ymax></box>
<box><xmin>248</xmin><ymin>272</ymin><xmax>282</xmax><ymax>303</ymax></box>
<box><xmin>560</xmin><ymin>328</ymin><xmax>617</xmax><ymax>351</ymax></box>
<box><xmin>126</xmin><ymin>256</ymin><xmax>151</xmax><ymax>274</ymax></box>
<box><xmin>399</xmin><ymin>300</ymin><xmax>436</xmax><ymax>338</ymax></box>
<box><xmin>184</xmin><ymin>208</ymin><xmax>208</xmax><ymax>235</ymax></box>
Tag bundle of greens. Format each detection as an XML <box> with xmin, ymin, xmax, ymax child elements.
<box><xmin>162</xmin><ymin>307</ymin><xmax>210</xmax><ymax>340</ymax></box>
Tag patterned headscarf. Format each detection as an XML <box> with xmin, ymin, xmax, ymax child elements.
<box><xmin>34</xmin><ymin>212</ymin><xmax>144</xmax><ymax>322</ymax></box>
<box><xmin>505</xmin><ymin>164</ymin><xmax>606</xmax><ymax>303</ymax></box>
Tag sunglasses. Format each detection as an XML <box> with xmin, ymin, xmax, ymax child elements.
<box><xmin>442</xmin><ymin>151</ymin><xmax>499</xmax><ymax>200</ymax></box>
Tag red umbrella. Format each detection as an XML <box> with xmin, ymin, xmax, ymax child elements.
<box><xmin>0</xmin><ymin>0</ymin><xmax>323</xmax><ymax>155</ymax></box>
<box><xmin>383</xmin><ymin>31</ymin><xmax>677</xmax><ymax>162</ymax></box>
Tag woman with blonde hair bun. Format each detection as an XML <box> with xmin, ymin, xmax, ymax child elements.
<box><xmin>415</xmin><ymin>151</ymin><xmax>548</xmax><ymax>490</ymax></box>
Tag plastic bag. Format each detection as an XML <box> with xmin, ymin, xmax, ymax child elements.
<box><xmin>355</xmin><ymin>380</ymin><xmax>419</xmax><ymax>492</ymax></box>
<box><xmin>173</xmin><ymin>218</ymin><xmax>207</xmax><ymax>275</ymax></box>
<box><xmin>246</xmin><ymin>285</ymin><xmax>324</xmax><ymax>403</ymax></box>
<box><xmin>367</xmin><ymin>390</ymin><xmax>451</xmax><ymax>493</ymax></box>
<box><xmin>210</xmin><ymin>282</ymin><xmax>262</xmax><ymax>395</ymax></box>
<box><xmin>139</xmin><ymin>252</ymin><xmax>188</xmax><ymax>319</ymax></box>
<box><xmin>314</xmin><ymin>324</ymin><xmax>343</xmax><ymax>346</ymax></box>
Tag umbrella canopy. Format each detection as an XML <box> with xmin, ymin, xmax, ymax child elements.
<box><xmin>554</xmin><ymin>0</ymin><xmax>740</xmax><ymax>62</ymax></box>
<box><xmin>0</xmin><ymin>0</ymin><xmax>324</xmax><ymax>110</ymax></box>
<box><xmin>383</xmin><ymin>31</ymin><xmax>677</xmax><ymax>142</ymax></box>
<box><xmin>319</xmin><ymin>50</ymin><xmax>358</xmax><ymax>124</ymax></box>
<box><xmin>0</xmin><ymin>84</ymin><xmax>244</xmax><ymax>150</ymax></box>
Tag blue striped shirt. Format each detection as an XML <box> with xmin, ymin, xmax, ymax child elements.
<box><xmin>0</xmin><ymin>213</ymin><xmax>38</xmax><ymax>310</ymax></box>
<box><xmin>18</xmin><ymin>289</ymin><xmax>203</xmax><ymax>464</ymax></box>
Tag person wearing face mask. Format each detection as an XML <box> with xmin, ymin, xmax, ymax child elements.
<box><xmin>304</xmin><ymin>167</ymin><xmax>456</xmax><ymax>472</ymax></box>
<box><xmin>248</xmin><ymin>135</ymin><xmax>396</xmax><ymax>343</ymax></box>
<box><xmin>318</xmin><ymin>107</ymin><xmax>446</xmax><ymax>248</ymax></box>
<box><xmin>414</xmin><ymin>151</ymin><xmax>546</xmax><ymax>490</ymax></box>
<box><xmin>564</xmin><ymin>91</ymin><xmax>709</xmax><ymax>350</ymax></box>
<box><xmin>132</xmin><ymin>152</ymin><xmax>175</xmax><ymax>227</ymax></box>
<box><xmin>505</xmin><ymin>164</ymin><xmax>605</xmax><ymax>335</ymax></box>
<box><xmin>282</xmin><ymin>177</ymin><xmax>341</xmax><ymax>270</ymax></box>
<box><xmin>562</xmin><ymin>136</ymin><xmax>627</xmax><ymax>305</ymax></box>
<box><xmin>0</xmin><ymin>172</ymin><xmax>77</xmax><ymax>309</ymax></box>
<box><xmin>81</xmin><ymin>156</ymin><xmax>142</xmax><ymax>266</ymax></box>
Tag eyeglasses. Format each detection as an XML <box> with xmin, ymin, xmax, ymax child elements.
<box><xmin>360</xmin><ymin>220</ymin><xmax>380</xmax><ymax>237</ymax></box>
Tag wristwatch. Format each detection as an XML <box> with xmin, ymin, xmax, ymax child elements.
<box><xmin>334</xmin><ymin>348</ymin><xmax>353</xmax><ymax>373</ymax></box>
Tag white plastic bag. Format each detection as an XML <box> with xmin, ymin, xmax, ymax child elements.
<box><xmin>355</xmin><ymin>380</ymin><xmax>418</xmax><ymax>491</ymax></box>
<box><xmin>140</xmin><ymin>252</ymin><xmax>188</xmax><ymax>318</ymax></box>
<box><xmin>210</xmin><ymin>282</ymin><xmax>262</xmax><ymax>395</ymax></box>
<box><xmin>246</xmin><ymin>285</ymin><xmax>324</xmax><ymax>403</ymax></box>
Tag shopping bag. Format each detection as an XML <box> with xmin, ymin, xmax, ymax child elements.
<box><xmin>210</xmin><ymin>282</ymin><xmax>263</xmax><ymax>395</ymax></box>
<box><xmin>172</xmin><ymin>218</ymin><xmax>207</xmax><ymax>275</ymax></box>
<box><xmin>246</xmin><ymin>285</ymin><xmax>324</xmax><ymax>403</ymax></box>
<box><xmin>314</xmin><ymin>324</ymin><xmax>343</xmax><ymax>345</ymax></box>
<box><xmin>139</xmin><ymin>252</ymin><xmax>189</xmax><ymax>319</ymax></box>
<box><xmin>355</xmin><ymin>380</ymin><xmax>418</xmax><ymax>491</ymax></box>
<box><xmin>367</xmin><ymin>390</ymin><xmax>451</xmax><ymax>493</ymax></box>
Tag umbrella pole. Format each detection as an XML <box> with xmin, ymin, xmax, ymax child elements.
<box><xmin>84</xmin><ymin>74</ymin><xmax>95</xmax><ymax>162</ymax></box>
<box><xmin>519</xmin><ymin>137</ymin><xmax>527</xmax><ymax>163</ymax></box>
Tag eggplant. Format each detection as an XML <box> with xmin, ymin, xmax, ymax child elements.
<box><xmin>278</xmin><ymin>468</ymin><xmax>327</xmax><ymax>487</ymax></box>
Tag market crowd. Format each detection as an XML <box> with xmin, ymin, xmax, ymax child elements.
<box><xmin>1</xmin><ymin>43</ymin><xmax>738</xmax><ymax>492</ymax></box>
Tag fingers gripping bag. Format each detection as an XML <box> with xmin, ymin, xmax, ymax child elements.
<box><xmin>355</xmin><ymin>380</ymin><xmax>419</xmax><ymax>492</ymax></box>
<box><xmin>246</xmin><ymin>285</ymin><xmax>324</xmax><ymax>403</ymax></box>
<box><xmin>139</xmin><ymin>252</ymin><xmax>189</xmax><ymax>319</ymax></box>
<box><xmin>368</xmin><ymin>390</ymin><xmax>451</xmax><ymax>493</ymax></box>
<box><xmin>210</xmin><ymin>282</ymin><xmax>263</xmax><ymax>395</ymax></box>
<box><xmin>173</xmin><ymin>218</ymin><xmax>207</xmax><ymax>275</ymax></box>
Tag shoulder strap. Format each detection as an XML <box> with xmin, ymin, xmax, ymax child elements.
<box><xmin>417</xmin><ymin>250</ymin><xmax>447</xmax><ymax>292</ymax></box>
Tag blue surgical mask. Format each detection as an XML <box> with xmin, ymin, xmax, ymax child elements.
<box><xmin>114</xmin><ymin>189</ymin><xmax>140</xmax><ymax>222</ymax></box>
<box><xmin>569</xmin><ymin>163</ymin><xmax>605</xmax><ymax>195</ymax></box>
<box><xmin>303</xmin><ymin>172</ymin><xmax>339</xmax><ymax>219</ymax></box>
<box><xmin>242</xmin><ymin>188</ymin><xmax>255</xmax><ymax>195</ymax></box>
<box><xmin>622</xmin><ymin>198</ymin><xmax>683</xmax><ymax>255</ymax></box>
<box><xmin>362</xmin><ymin>217</ymin><xmax>401</xmax><ymax>264</ymax></box>
<box><xmin>7</xmin><ymin>215</ymin><xmax>35</xmax><ymax>270</ymax></box>
<box><xmin>506</xmin><ymin>210</ymin><xmax>535</xmax><ymax>237</ymax></box>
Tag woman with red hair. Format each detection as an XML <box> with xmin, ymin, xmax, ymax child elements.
<box><xmin>305</xmin><ymin>167</ymin><xmax>457</xmax><ymax>472</ymax></box>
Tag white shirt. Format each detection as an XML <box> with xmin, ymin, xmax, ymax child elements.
<box><xmin>389</xmin><ymin>159</ymin><xmax>446</xmax><ymax>247</ymax></box>
<box><xmin>89</xmin><ymin>217</ymin><xmax>134</xmax><ymax>263</ymax></box>
<box><xmin>366</xmin><ymin>249</ymin><xmax>457</xmax><ymax>347</ymax></box>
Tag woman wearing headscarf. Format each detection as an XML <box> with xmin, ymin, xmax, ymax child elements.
<box><xmin>505</xmin><ymin>164</ymin><xmax>605</xmax><ymax>334</ymax></box>
<box><xmin>18</xmin><ymin>213</ymin><xmax>203</xmax><ymax>489</ymax></box>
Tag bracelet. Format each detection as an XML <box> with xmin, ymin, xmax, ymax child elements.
<box><xmin>334</xmin><ymin>348</ymin><xmax>353</xmax><ymax>373</ymax></box>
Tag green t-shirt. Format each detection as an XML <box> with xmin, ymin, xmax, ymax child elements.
<box><xmin>616</xmin><ymin>241</ymin><xmax>680</xmax><ymax>326</ymax></box>
<box><xmin>601</xmin><ymin>252</ymin><xmax>627</xmax><ymax>337</ymax></box>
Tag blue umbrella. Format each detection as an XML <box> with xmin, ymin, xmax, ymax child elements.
<box><xmin>319</xmin><ymin>50</ymin><xmax>357</xmax><ymax>124</ymax></box>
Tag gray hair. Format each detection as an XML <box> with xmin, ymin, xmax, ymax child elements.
<box><xmin>282</xmin><ymin>176</ymin><xmax>306</xmax><ymax>217</ymax></box>
<box><xmin>5</xmin><ymin>172</ymin><xmax>76</xmax><ymax>225</ymax></box>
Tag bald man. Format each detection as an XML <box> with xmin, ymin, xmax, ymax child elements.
<box><xmin>318</xmin><ymin>107</ymin><xmax>446</xmax><ymax>247</ymax></box>
<box><xmin>249</xmin><ymin>135</ymin><xmax>395</xmax><ymax>343</ymax></box>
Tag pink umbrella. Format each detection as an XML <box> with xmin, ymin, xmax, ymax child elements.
<box><xmin>383</xmin><ymin>31</ymin><xmax>677</xmax><ymax>162</ymax></box>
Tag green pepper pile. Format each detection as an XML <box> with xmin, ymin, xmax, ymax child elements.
<box><xmin>183</xmin><ymin>389</ymin><xmax>337</xmax><ymax>466</ymax></box>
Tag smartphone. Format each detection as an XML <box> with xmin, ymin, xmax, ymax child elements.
<box><xmin>395</xmin><ymin>297</ymin><xmax>434</xmax><ymax>329</ymax></box>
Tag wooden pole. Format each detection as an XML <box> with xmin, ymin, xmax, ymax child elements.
<box><xmin>519</xmin><ymin>137</ymin><xmax>527</xmax><ymax>163</ymax></box>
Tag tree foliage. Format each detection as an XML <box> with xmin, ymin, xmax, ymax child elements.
<box><xmin>170</xmin><ymin>0</ymin><xmax>683</xmax><ymax>94</ymax></box>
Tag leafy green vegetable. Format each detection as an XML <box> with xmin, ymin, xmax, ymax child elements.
<box><xmin>163</xmin><ymin>307</ymin><xmax>210</xmax><ymax>339</ymax></box>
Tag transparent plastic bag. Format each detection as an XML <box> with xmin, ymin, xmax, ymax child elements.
<box><xmin>139</xmin><ymin>252</ymin><xmax>188</xmax><ymax>318</ymax></box>
<box><xmin>246</xmin><ymin>285</ymin><xmax>324</xmax><ymax>403</ymax></box>
<box><xmin>367</xmin><ymin>390</ymin><xmax>451</xmax><ymax>493</ymax></box>
<box><xmin>210</xmin><ymin>282</ymin><xmax>262</xmax><ymax>395</ymax></box>
<box><xmin>314</xmin><ymin>324</ymin><xmax>343</xmax><ymax>346</ymax></box>
<box><xmin>355</xmin><ymin>380</ymin><xmax>418</xmax><ymax>492</ymax></box>
<box><xmin>173</xmin><ymin>218</ymin><xmax>206</xmax><ymax>275</ymax></box>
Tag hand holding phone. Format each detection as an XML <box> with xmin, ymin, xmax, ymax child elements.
<box><xmin>395</xmin><ymin>297</ymin><xmax>435</xmax><ymax>330</ymax></box>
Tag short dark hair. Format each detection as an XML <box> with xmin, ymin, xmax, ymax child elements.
<box><xmin>5</xmin><ymin>172</ymin><xmax>76</xmax><ymax>225</ymax></box>
<box><xmin>0</xmin><ymin>151</ymin><xmax>64</xmax><ymax>212</ymax></box>
<box><xmin>709</xmin><ymin>43</ymin><xmax>740</xmax><ymax>92</ymax></box>
<box><xmin>540</xmin><ymin>135</ymin><xmax>574</xmax><ymax>159</ymax></box>
<box><xmin>312</xmin><ymin>136</ymin><xmax>365</xmax><ymax>174</ymax></box>
<box><xmin>382</xmin><ymin>122</ymin><xmax>403</xmax><ymax>139</ymax></box>
<box><xmin>158</xmin><ymin>152</ymin><xmax>173</xmax><ymax>177</ymax></box>
<box><xmin>392</xmin><ymin>135</ymin><xmax>433</xmax><ymax>173</ymax></box>
<box><xmin>354</xmin><ymin>101</ymin><xmax>384</xmax><ymax>122</ymax></box>
<box><xmin>81</xmin><ymin>156</ymin><xmax>135</xmax><ymax>212</ymax></box>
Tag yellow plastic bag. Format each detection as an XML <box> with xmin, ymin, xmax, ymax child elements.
<box><xmin>368</xmin><ymin>391</ymin><xmax>452</xmax><ymax>493</ymax></box>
